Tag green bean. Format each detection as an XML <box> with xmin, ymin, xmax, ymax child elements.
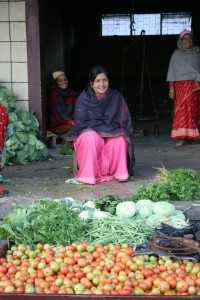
<box><xmin>85</xmin><ymin>216</ymin><xmax>153</xmax><ymax>246</ymax></box>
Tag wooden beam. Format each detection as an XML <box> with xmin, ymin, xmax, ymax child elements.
<box><xmin>26</xmin><ymin>0</ymin><xmax>46</xmax><ymax>139</ymax></box>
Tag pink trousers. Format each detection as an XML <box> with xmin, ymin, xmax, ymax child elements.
<box><xmin>74</xmin><ymin>130</ymin><xmax>129</xmax><ymax>184</ymax></box>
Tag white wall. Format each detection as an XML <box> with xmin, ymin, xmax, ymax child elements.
<box><xmin>0</xmin><ymin>0</ymin><xmax>29</xmax><ymax>111</ymax></box>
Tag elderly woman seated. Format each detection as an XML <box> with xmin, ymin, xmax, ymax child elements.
<box><xmin>47</xmin><ymin>71</ymin><xmax>77</xmax><ymax>140</ymax></box>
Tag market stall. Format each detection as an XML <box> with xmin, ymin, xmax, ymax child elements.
<box><xmin>1</xmin><ymin>169</ymin><xmax>200</xmax><ymax>298</ymax></box>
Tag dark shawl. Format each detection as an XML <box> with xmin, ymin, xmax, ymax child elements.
<box><xmin>66</xmin><ymin>87</ymin><xmax>135</xmax><ymax>176</ymax></box>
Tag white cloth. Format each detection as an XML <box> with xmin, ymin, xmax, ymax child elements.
<box><xmin>52</xmin><ymin>71</ymin><xmax>65</xmax><ymax>80</ymax></box>
<box><xmin>167</xmin><ymin>35</ymin><xmax>200</xmax><ymax>82</ymax></box>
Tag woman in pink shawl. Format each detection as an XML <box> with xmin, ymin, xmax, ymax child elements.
<box><xmin>167</xmin><ymin>30</ymin><xmax>200</xmax><ymax>147</ymax></box>
<box><xmin>66</xmin><ymin>65</ymin><xmax>135</xmax><ymax>185</ymax></box>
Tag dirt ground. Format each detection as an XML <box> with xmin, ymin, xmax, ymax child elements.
<box><xmin>1</xmin><ymin>132</ymin><xmax>200</xmax><ymax>218</ymax></box>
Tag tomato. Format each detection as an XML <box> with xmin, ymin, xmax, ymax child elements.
<box><xmin>119</xmin><ymin>288</ymin><xmax>132</xmax><ymax>295</ymax></box>
<box><xmin>77</xmin><ymin>258</ymin><xmax>87</xmax><ymax>267</ymax></box>
<box><xmin>65</xmin><ymin>257</ymin><xmax>76</xmax><ymax>266</ymax></box>
<box><xmin>60</xmin><ymin>265</ymin><xmax>68</xmax><ymax>275</ymax></box>
<box><xmin>158</xmin><ymin>280</ymin><xmax>170</xmax><ymax>294</ymax></box>
<box><xmin>165</xmin><ymin>276</ymin><xmax>176</xmax><ymax>289</ymax></box>
<box><xmin>45</xmin><ymin>275</ymin><xmax>55</xmax><ymax>284</ymax></box>
<box><xmin>151</xmin><ymin>287</ymin><xmax>161</xmax><ymax>295</ymax></box>
<box><xmin>0</xmin><ymin>266</ymin><xmax>8</xmax><ymax>274</ymax></box>
<box><xmin>74</xmin><ymin>283</ymin><xmax>85</xmax><ymax>294</ymax></box>
<box><xmin>133</xmin><ymin>287</ymin><xmax>145</xmax><ymax>295</ymax></box>
<box><xmin>50</xmin><ymin>262</ymin><xmax>60</xmax><ymax>272</ymax></box>
<box><xmin>7</xmin><ymin>266</ymin><xmax>17</xmax><ymax>275</ymax></box>
<box><xmin>55</xmin><ymin>278</ymin><xmax>63</xmax><ymax>287</ymax></box>
<box><xmin>75</xmin><ymin>271</ymin><xmax>85</xmax><ymax>280</ymax></box>
<box><xmin>142</xmin><ymin>268</ymin><xmax>154</xmax><ymax>278</ymax></box>
<box><xmin>188</xmin><ymin>286</ymin><xmax>197</xmax><ymax>295</ymax></box>
<box><xmin>176</xmin><ymin>280</ymin><xmax>188</xmax><ymax>293</ymax></box>
<box><xmin>50</xmin><ymin>284</ymin><xmax>59</xmax><ymax>294</ymax></box>
<box><xmin>37</xmin><ymin>270</ymin><xmax>44</xmax><ymax>279</ymax></box>
<box><xmin>4</xmin><ymin>285</ymin><xmax>15</xmax><ymax>293</ymax></box>
<box><xmin>72</xmin><ymin>277</ymin><xmax>79</xmax><ymax>284</ymax></box>
<box><xmin>16</xmin><ymin>286</ymin><xmax>25</xmax><ymax>293</ymax></box>
<box><xmin>195</xmin><ymin>278</ymin><xmax>200</xmax><ymax>287</ymax></box>
<box><xmin>80</xmin><ymin>277</ymin><xmax>92</xmax><ymax>288</ymax></box>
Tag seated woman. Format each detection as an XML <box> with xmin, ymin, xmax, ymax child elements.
<box><xmin>47</xmin><ymin>71</ymin><xmax>77</xmax><ymax>135</ymax></box>
<box><xmin>0</xmin><ymin>104</ymin><xmax>9</xmax><ymax>197</ymax></box>
<box><xmin>66</xmin><ymin>65</ymin><xmax>135</xmax><ymax>185</ymax></box>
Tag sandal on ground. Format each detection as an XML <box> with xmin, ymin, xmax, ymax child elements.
<box><xmin>117</xmin><ymin>178</ymin><xmax>129</xmax><ymax>183</ymax></box>
<box><xmin>65</xmin><ymin>178</ymin><xmax>83</xmax><ymax>184</ymax></box>
<box><xmin>175</xmin><ymin>140</ymin><xmax>187</xmax><ymax>147</ymax></box>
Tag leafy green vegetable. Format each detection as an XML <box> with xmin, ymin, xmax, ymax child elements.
<box><xmin>153</xmin><ymin>201</ymin><xmax>175</xmax><ymax>217</ymax></box>
<box><xmin>95</xmin><ymin>195</ymin><xmax>123</xmax><ymax>215</ymax></box>
<box><xmin>132</xmin><ymin>182</ymin><xmax>170</xmax><ymax>202</ymax></box>
<box><xmin>146</xmin><ymin>214</ymin><xmax>165</xmax><ymax>229</ymax></box>
<box><xmin>0</xmin><ymin>199</ymin><xmax>86</xmax><ymax>246</ymax></box>
<box><xmin>136</xmin><ymin>199</ymin><xmax>154</xmax><ymax>218</ymax></box>
<box><xmin>60</xmin><ymin>144</ymin><xmax>73</xmax><ymax>155</ymax></box>
<box><xmin>159</xmin><ymin>168</ymin><xmax>200</xmax><ymax>201</ymax></box>
<box><xmin>0</xmin><ymin>87</ymin><xmax>48</xmax><ymax>165</ymax></box>
<box><xmin>116</xmin><ymin>201</ymin><xmax>136</xmax><ymax>218</ymax></box>
<box><xmin>131</xmin><ymin>168</ymin><xmax>200</xmax><ymax>202</ymax></box>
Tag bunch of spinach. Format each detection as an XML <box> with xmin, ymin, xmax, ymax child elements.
<box><xmin>95</xmin><ymin>195</ymin><xmax>123</xmax><ymax>214</ymax></box>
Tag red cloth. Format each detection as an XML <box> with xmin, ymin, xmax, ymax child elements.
<box><xmin>169</xmin><ymin>82</ymin><xmax>175</xmax><ymax>89</ymax></box>
<box><xmin>0</xmin><ymin>105</ymin><xmax>9</xmax><ymax>152</ymax></box>
<box><xmin>171</xmin><ymin>80</ymin><xmax>200</xmax><ymax>140</ymax></box>
<box><xmin>47</xmin><ymin>86</ymin><xmax>76</xmax><ymax>134</ymax></box>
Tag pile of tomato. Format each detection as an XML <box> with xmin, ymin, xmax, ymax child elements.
<box><xmin>1</xmin><ymin>242</ymin><xmax>200</xmax><ymax>295</ymax></box>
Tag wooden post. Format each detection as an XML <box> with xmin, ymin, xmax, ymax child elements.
<box><xmin>26</xmin><ymin>0</ymin><xmax>46</xmax><ymax>139</ymax></box>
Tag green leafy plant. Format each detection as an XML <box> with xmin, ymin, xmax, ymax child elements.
<box><xmin>95</xmin><ymin>195</ymin><xmax>124</xmax><ymax>215</ymax></box>
<box><xmin>131</xmin><ymin>182</ymin><xmax>170</xmax><ymax>202</ymax></box>
<box><xmin>0</xmin><ymin>199</ymin><xmax>86</xmax><ymax>246</ymax></box>
<box><xmin>0</xmin><ymin>87</ymin><xmax>48</xmax><ymax>165</ymax></box>
<box><xmin>60</xmin><ymin>144</ymin><xmax>73</xmax><ymax>156</ymax></box>
<box><xmin>131</xmin><ymin>168</ymin><xmax>200</xmax><ymax>202</ymax></box>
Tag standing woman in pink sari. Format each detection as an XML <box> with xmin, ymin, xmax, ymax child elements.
<box><xmin>66</xmin><ymin>65</ymin><xmax>135</xmax><ymax>185</ymax></box>
<box><xmin>167</xmin><ymin>30</ymin><xmax>200</xmax><ymax>147</ymax></box>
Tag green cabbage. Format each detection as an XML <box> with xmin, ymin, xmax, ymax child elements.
<box><xmin>116</xmin><ymin>201</ymin><xmax>136</xmax><ymax>218</ymax></box>
<box><xmin>136</xmin><ymin>199</ymin><xmax>154</xmax><ymax>218</ymax></box>
<box><xmin>153</xmin><ymin>202</ymin><xmax>175</xmax><ymax>217</ymax></box>
<box><xmin>0</xmin><ymin>86</ymin><xmax>48</xmax><ymax>165</ymax></box>
<box><xmin>173</xmin><ymin>210</ymin><xmax>186</xmax><ymax>220</ymax></box>
<box><xmin>146</xmin><ymin>214</ymin><xmax>166</xmax><ymax>228</ymax></box>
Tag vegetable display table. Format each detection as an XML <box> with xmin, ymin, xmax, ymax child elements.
<box><xmin>1</xmin><ymin>295</ymin><xmax>200</xmax><ymax>300</ymax></box>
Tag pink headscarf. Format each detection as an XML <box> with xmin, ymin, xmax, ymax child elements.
<box><xmin>180</xmin><ymin>29</ymin><xmax>192</xmax><ymax>39</ymax></box>
<box><xmin>177</xmin><ymin>30</ymin><xmax>193</xmax><ymax>50</ymax></box>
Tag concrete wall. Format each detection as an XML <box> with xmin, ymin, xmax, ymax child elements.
<box><xmin>0</xmin><ymin>0</ymin><xmax>29</xmax><ymax>111</ymax></box>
